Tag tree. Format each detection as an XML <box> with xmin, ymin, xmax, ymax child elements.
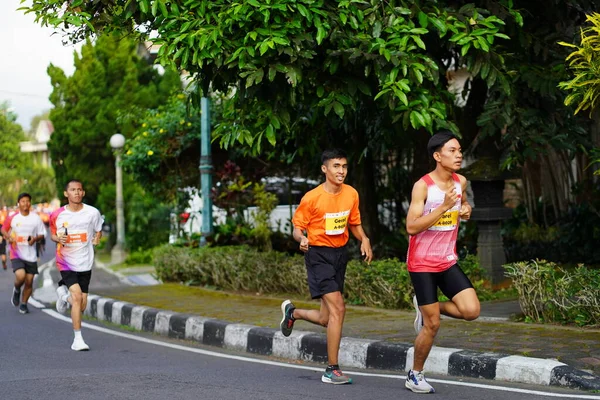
<box><xmin>24</xmin><ymin>0</ymin><xmax>520</xmax><ymax>241</ymax></box>
<box><xmin>0</xmin><ymin>102</ymin><xmax>32</xmax><ymax>206</ymax></box>
<box><xmin>46</xmin><ymin>33</ymin><xmax>181</xmax><ymax>206</ymax></box>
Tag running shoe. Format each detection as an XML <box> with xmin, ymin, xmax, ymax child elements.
<box><xmin>321</xmin><ymin>367</ymin><xmax>353</xmax><ymax>384</ymax></box>
<box><xmin>413</xmin><ymin>295</ymin><xmax>423</xmax><ymax>334</ymax></box>
<box><xmin>280</xmin><ymin>299</ymin><xmax>296</xmax><ymax>337</ymax></box>
<box><xmin>405</xmin><ymin>370</ymin><xmax>435</xmax><ymax>393</ymax></box>
<box><xmin>19</xmin><ymin>303</ymin><xmax>29</xmax><ymax>314</ymax></box>
<box><xmin>11</xmin><ymin>287</ymin><xmax>20</xmax><ymax>307</ymax></box>
<box><xmin>71</xmin><ymin>337</ymin><xmax>90</xmax><ymax>351</ymax></box>
<box><xmin>56</xmin><ymin>285</ymin><xmax>69</xmax><ymax>313</ymax></box>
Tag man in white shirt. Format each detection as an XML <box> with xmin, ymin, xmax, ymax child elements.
<box><xmin>0</xmin><ymin>193</ymin><xmax>47</xmax><ymax>314</ymax></box>
<box><xmin>50</xmin><ymin>180</ymin><xmax>103</xmax><ymax>351</ymax></box>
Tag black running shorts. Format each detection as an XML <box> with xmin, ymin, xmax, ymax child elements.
<box><xmin>60</xmin><ymin>270</ymin><xmax>93</xmax><ymax>293</ymax></box>
<box><xmin>304</xmin><ymin>245</ymin><xmax>348</xmax><ymax>299</ymax></box>
<box><xmin>12</xmin><ymin>259</ymin><xmax>38</xmax><ymax>275</ymax></box>
<box><xmin>410</xmin><ymin>264</ymin><xmax>474</xmax><ymax>306</ymax></box>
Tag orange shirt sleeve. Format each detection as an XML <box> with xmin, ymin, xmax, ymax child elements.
<box><xmin>348</xmin><ymin>187</ymin><xmax>361</xmax><ymax>226</ymax></box>
<box><xmin>292</xmin><ymin>194</ymin><xmax>312</xmax><ymax>231</ymax></box>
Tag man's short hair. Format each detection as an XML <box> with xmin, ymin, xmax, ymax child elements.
<box><xmin>17</xmin><ymin>193</ymin><xmax>31</xmax><ymax>203</ymax></box>
<box><xmin>64</xmin><ymin>179</ymin><xmax>83</xmax><ymax>191</ymax></box>
<box><xmin>321</xmin><ymin>149</ymin><xmax>347</xmax><ymax>165</ymax></box>
<box><xmin>427</xmin><ymin>130</ymin><xmax>457</xmax><ymax>158</ymax></box>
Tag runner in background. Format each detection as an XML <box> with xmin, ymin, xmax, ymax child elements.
<box><xmin>50</xmin><ymin>179</ymin><xmax>103</xmax><ymax>351</ymax></box>
<box><xmin>0</xmin><ymin>193</ymin><xmax>47</xmax><ymax>314</ymax></box>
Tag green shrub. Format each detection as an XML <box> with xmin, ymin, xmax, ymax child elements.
<box><xmin>504</xmin><ymin>260</ymin><xmax>600</xmax><ymax>326</ymax></box>
<box><xmin>125</xmin><ymin>248</ymin><xmax>154</xmax><ymax>265</ymax></box>
<box><xmin>154</xmin><ymin>245</ymin><xmax>500</xmax><ymax>310</ymax></box>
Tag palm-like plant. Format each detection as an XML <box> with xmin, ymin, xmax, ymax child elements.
<box><xmin>559</xmin><ymin>13</ymin><xmax>600</xmax><ymax>116</ymax></box>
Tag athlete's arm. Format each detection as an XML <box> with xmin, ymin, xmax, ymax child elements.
<box><xmin>92</xmin><ymin>231</ymin><xmax>102</xmax><ymax>246</ymax></box>
<box><xmin>458</xmin><ymin>174</ymin><xmax>472</xmax><ymax>220</ymax></box>
<box><xmin>0</xmin><ymin>225</ymin><xmax>8</xmax><ymax>242</ymax></box>
<box><xmin>349</xmin><ymin>224</ymin><xmax>372</xmax><ymax>264</ymax></box>
<box><xmin>292</xmin><ymin>227</ymin><xmax>309</xmax><ymax>252</ymax></box>
<box><xmin>406</xmin><ymin>180</ymin><xmax>458</xmax><ymax>236</ymax></box>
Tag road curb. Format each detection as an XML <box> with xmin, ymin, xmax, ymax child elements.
<box><xmin>79</xmin><ymin>294</ymin><xmax>600</xmax><ymax>391</ymax></box>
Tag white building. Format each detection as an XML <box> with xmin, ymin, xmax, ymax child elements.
<box><xmin>19</xmin><ymin>119</ymin><xmax>53</xmax><ymax>167</ymax></box>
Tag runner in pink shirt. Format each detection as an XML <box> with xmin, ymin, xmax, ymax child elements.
<box><xmin>404</xmin><ymin>131</ymin><xmax>480</xmax><ymax>394</ymax></box>
<box><xmin>49</xmin><ymin>180</ymin><xmax>103</xmax><ymax>351</ymax></box>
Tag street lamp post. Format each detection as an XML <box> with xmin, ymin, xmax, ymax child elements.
<box><xmin>110</xmin><ymin>133</ymin><xmax>126</xmax><ymax>264</ymax></box>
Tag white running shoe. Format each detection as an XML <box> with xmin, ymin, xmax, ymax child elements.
<box><xmin>405</xmin><ymin>370</ymin><xmax>435</xmax><ymax>393</ymax></box>
<box><xmin>71</xmin><ymin>337</ymin><xmax>90</xmax><ymax>351</ymax></box>
<box><xmin>56</xmin><ymin>285</ymin><xmax>69</xmax><ymax>314</ymax></box>
<box><xmin>413</xmin><ymin>295</ymin><xmax>423</xmax><ymax>334</ymax></box>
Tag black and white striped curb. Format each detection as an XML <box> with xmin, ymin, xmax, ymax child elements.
<box><xmin>82</xmin><ymin>294</ymin><xmax>600</xmax><ymax>391</ymax></box>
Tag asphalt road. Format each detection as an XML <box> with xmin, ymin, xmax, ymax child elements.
<box><xmin>0</xmin><ymin>242</ymin><xmax>598</xmax><ymax>399</ymax></box>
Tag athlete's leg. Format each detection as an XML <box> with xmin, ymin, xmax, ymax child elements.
<box><xmin>21</xmin><ymin>273</ymin><xmax>35</xmax><ymax>304</ymax></box>
<box><xmin>13</xmin><ymin>267</ymin><xmax>25</xmax><ymax>290</ymax></box>
<box><xmin>438</xmin><ymin>265</ymin><xmax>480</xmax><ymax>321</ymax></box>
<box><xmin>68</xmin><ymin>283</ymin><xmax>84</xmax><ymax>330</ymax></box>
<box><xmin>293</xmin><ymin>299</ymin><xmax>330</xmax><ymax>327</ymax></box>
<box><xmin>320</xmin><ymin>291</ymin><xmax>346</xmax><ymax>366</ymax></box>
<box><xmin>439</xmin><ymin>288</ymin><xmax>480</xmax><ymax>320</ymax></box>
<box><xmin>413</xmin><ymin>302</ymin><xmax>441</xmax><ymax>371</ymax></box>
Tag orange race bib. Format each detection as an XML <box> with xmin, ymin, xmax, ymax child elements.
<box><xmin>16</xmin><ymin>236</ymin><xmax>27</xmax><ymax>244</ymax></box>
<box><xmin>66</xmin><ymin>230</ymin><xmax>88</xmax><ymax>245</ymax></box>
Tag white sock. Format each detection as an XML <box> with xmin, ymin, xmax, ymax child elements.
<box><xmin>61</xmin><ymin>293</ymin><xmax>70</xmax><ymax>303</ymax></box>
<box><xmin>74</xmin><ymin>330</ymin><xmax>83</xmax><ymax>340</ymax></box>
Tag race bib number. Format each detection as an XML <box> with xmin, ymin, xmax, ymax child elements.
<box><xmin>325</xmin><ymin>210</ymin><xmax>350</xmax><ymax>235</ymax></box>
<box><xmin>428</xmin><ymin>209</ymin><xmax>459</xmax><ymax>231</ymax></box>
<box><xmin>16</xmin><ymin>236</ymin><xmax>27</xmax><ymax>245</ymax></box>
<box><xmin>65</xmin><ymin>230</ymin><xmax>88</xmax><ymax>246</ymax></box>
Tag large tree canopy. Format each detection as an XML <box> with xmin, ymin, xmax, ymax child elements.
<box><xmin>46</xmin><ymin>33</ymin><xmax>181</xmax><ymax>205</ymax></box>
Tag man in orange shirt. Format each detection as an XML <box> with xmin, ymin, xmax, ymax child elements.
<box><xmin>280</xmin><ymin>148</ymin><xmax>373</xmax><ymax>385</ymax></box>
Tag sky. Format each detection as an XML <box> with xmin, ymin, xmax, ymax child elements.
<box><xmin>0</xmin><ymin>0</ymin><xmax>82</xmax><ymax>131</ymax></box>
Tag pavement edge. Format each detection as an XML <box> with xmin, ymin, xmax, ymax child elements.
<box><xmin>73</xmin><ymin>294</ymin><xmax>600</xmax><ymax>391</ymax></box>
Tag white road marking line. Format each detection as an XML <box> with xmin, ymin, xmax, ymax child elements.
<box><xmin>26</xmin><ymin>299</ymin><xmax>600</xmax><ymax>400</ymax></box>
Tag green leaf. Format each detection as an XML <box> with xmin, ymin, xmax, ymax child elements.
<box><xmin>259</xmin><ymin>41</ymin><xmax>269</xmax><ymax>55</ymax></box>
<box><xmin>429</xmin><ymin>17</ymin><xmax>447</xmax><ymax>36</ymax></box>
<box><xmin>414</xmin><ymin>69</ymin><xmax>423</xmax><ymax>84</ymax></box>
<box><xmin>139</xmin><ymin>0</ymin><xmax>149</xmax><ymax>14</ymax></box>
<box><xmin>418</xmin><ymin>11</ymin><xmax>428</xmax><ymax>28</ymax></box>
<box><xmin>158</xmin><ymin>0</ymin><xmax>168</xmax><ymax>17</ymax></box>
<box><xmin>412</xmin><ymin>35</ymin><xmax>426</xmax><ymax>50</ymax></box>
<box><xmin>266</xmin><ymin>124</ymin><xmax>276</xmax><ymax>146</ymax></box>
<box><xmin>333</xmin><ymin>101</ymin><xmax>345</xmax><ymax>119</ymax></box>
<box><xmin>373</xmin><ymin>21</ymin><xmax>382</xmax><ymax>38</ymax></box>
<box><xmin>397</xmin><ymin>90</ymin><xmax>408</xmax><ymax>106</ymax></box>
<box><xmin>461</xmin><ymin>43</ymin><xmax>471</xmax><ymax>56</ymax></box>
<box><xmin>151</xmin><ymin>0</ymin><xmax>158</xmax><ymax>16</ymax></box>
<box><xmin>317</xmin><ymin>86</ymin><xmax>325</xmax><ymax>98</ymax></box>
<box><xmin>357</xmin><ymin>81</ymin><xmax>371</xmax><ymax>96</ymax></box>
<box><xmin>450</xmin><ymin>32</ymin><xmax>468</xmax><ymax>42</ymax></box>
<box><xmin>494</xmin><ymin>33</ymin><xmax>510</xmax><ymax>40</ymax></box>
<box><xmin>410</xmin><ymin>110</ymin><xmax>426</xmax><ymax>129</ymax></box>
<box><xmin>477</xmin><ymin>36</ymin><xmax>490</xmax><ymax>52</ymax></box>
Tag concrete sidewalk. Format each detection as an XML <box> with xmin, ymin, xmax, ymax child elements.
<box><xmin>34</xmin><ymin>261</ymin><xmax>600</xmax><ymax>392</ymax></box>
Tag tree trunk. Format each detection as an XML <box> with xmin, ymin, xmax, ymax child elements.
<box><xmin>351</xmin><ymin>147</ymin><xmax>380</xmax><ymax>243</ymax></box>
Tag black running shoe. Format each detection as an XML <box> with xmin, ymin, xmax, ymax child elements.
<box><xmin>280</xmin><ymin>299</ymin><xmax>296</xmax><ymax>337</ymax></box>
<box><xmin>11</xmin><ymin>287</ymin><xmax>20</xmax><ymax>307</ymax></box>
<box><xmin>19</xmin><ymin>303</ymin><xmax>29</xmax><ymax>314</ymax></box>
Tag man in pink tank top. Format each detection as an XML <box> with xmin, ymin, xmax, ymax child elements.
<box><xmin>404</xmin><ymin>130</ymin><xmax>480</xmax><ymax>394</ymax></box>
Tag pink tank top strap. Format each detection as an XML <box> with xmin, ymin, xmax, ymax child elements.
<box><xmin>452</xmin><ymin>173</ymin><xmax>460</xmax><ymax>183</ymax></box>
<box><xmin>421</xmin><ymin>174</ymin><xmax>435</xmax><ymax>186</ymax></box>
